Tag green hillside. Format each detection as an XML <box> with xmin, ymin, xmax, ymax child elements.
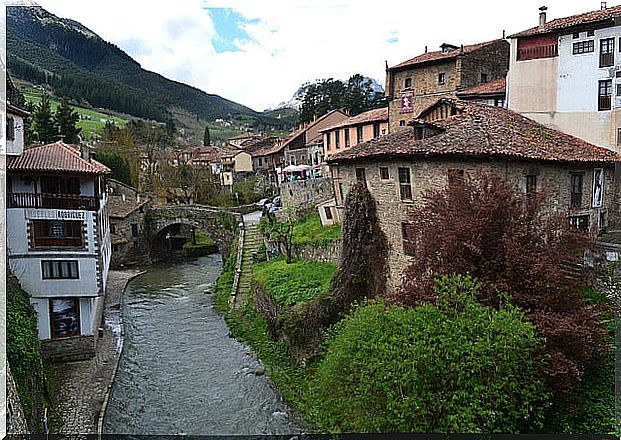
<box><xmin>7</xmin><ymin>6</ymin><xmax>263</xmax><ymax>125</ymax></box>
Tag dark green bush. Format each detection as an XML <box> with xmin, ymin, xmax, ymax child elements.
<box><xmin>307</xmin><ymin>274</ymin><xmax>548</xmax><ymax>433</ymax></box>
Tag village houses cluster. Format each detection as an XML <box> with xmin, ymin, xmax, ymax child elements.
<box><xmin>5</xmin><ymin>4</ymin><xmax>621</xmax><ymax>358</ymax></box>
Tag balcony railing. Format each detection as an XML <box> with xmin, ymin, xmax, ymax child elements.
<box><xmin>517</xmin><ymin>44</ymin><xmax>558</xmax><ymax>61</ymax></box>
<box><xmin>8</xmin><ymin>193</ymin><xmax>100</xmax><ymax>211</ymax></box>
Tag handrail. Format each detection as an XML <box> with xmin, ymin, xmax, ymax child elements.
<box><xmin>229</xmin><ymin>222</ymin><xmax>245</xmax><ymax>307</ymax></box>
<box><xmin>8</xmin><ymin>192</ymin><xmax>100</xmax><ymax>211</ymax></box>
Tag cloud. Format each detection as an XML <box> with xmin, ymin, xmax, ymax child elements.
<box><xmin>36</xmin><ymin>0</ymin><xmax>594</xmax><ymax>112</ymax></box>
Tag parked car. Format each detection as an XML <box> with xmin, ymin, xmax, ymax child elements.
<box><xmin>272</xmin><ymin>196</ymin><xmax>281</xmax><ymax>207</ymax></box>
<box><xmin>256</xmin><ymin>197</ymin><xmax>271</xmax><ymax>208</ymax></box>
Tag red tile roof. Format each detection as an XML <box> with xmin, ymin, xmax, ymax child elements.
<box><xmin>457</xmin><ymin>78</ymin><xmax>506</xmax><ymax>97</ymax></box>
<box><xmin>8</xmin><ymin>141</ymin><xmax>110</xmax><ymax>174</ymax></box>
<box><xmin>320</xmin><ymin>107</ymin><xmax>388</xmax><ymax>132</ymax></box>
<box><xmin>327</xmin><ymin>99</ymin><xmax>620</xmax><ymax>165</ymax></box>
<box><xmin>510</xmin><ymin>5</ymin><xmax>621</xmax><ymax>37</ymax></box>
<box><xmin>390</xmin><ymin>39</ymin><xmax>503</xmax><ymax>70</ymax></box>
<box><xmin>281</xmin><ymin>109</ymin><xmax>349</xmax><ymax>149</ymax></box>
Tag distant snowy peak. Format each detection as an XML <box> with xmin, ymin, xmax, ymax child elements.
<box><xmin>273</xmin><ymin>77</ymin><xmax>384</xmax><ymax>111</ymax></box>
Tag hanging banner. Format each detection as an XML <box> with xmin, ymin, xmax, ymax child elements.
<box><xmin>400</xmin><ymin>90</ymin><xmax>414</xmax><ymax>114</ymax></box>
<box><xmin>592</xmin><ymin>168</ymin><xmax>604</xmax><ymax>208</ymax></box>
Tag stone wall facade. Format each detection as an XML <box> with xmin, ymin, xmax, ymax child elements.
<box><xmin>331</xmin><ymin>158</ymin><xmax>616</xmax><ymax>289</ymax></box>
<box><xmin>41</xmin><ymin>334</ymin><xmax>96</xmax><ymax>362</ymax></box>
<box><xmin>110</xmin><ymin>206</ymin><xmax>151</xmax><ymax>268</ymax></box>
<box><xmin>7</xmin><ymin>365</ymin><xmax>29</xmax><ymax>434</ymax></box>
<box><xmin>280</xmin><ymin>177</ymin><xmax>335</xmax><ymax>218</ymax></box>
<box><xmin>387</xmin><ymin>40</ymin><xmax>509</xmax><ymax>132</ymax></box>
<box><xmin>292</xmin><ymin>241</ymin><xmax>341</xmax><ymax>265</ymax></box>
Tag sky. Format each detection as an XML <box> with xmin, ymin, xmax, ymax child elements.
<box><xmin>34</xmin><ymin>0</ymin><xmax>605</xmax><ymax>112</ymax></box>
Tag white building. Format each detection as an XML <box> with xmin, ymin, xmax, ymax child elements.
<box><xmin>6</xmin><ymin>103</ymin><xmax>29</xmax><ymax>156</ymax></box>
<box><xmin>507</xmin><ymin>4</ymin><xmax>621</xmax><ymax>152</ymax></box>
<box><xmin>7</xmin><ymin>141</ymin><xmax>112</xmax><ymax>360</ymax></box>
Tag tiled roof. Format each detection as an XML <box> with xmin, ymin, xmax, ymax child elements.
<box><xmin>327</xmin><ymin>99</ymin><xmax>620</xmax><ymax>165</ymax></box>
<box><xmin>108</xmin><ymin>195</ymin><xmax>149</xmax><ymax>218</ymax></box>
<box><xmin>457</xmin><ymin>78</ymin><xmax>506</xmax><ymax>97</ymax></box>
<box><xmin>510</xmin><ymin>5</ymin><xmax>621</xmax><ymax>37</ymax></box>
<box><xmin>390</xmin><ymin>39</ymin><xmax>503</xmax><ymax>70</ymax></box>
<box><xmin>244</xmin><ymin>137</ymin><xmax>284</xmax><ymax>157</ymax></box>
<box><xmin>320</xmin><ymin>107</ymin><xmax>388</xmax><ymax>132</ymax></box>
<box><xmin>7</xmin><ymin>141</ymin><xmax>110</xmax><ymax>174</ymax></box>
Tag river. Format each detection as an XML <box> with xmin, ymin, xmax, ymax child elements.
<box><xmin>102</xmin><ymin>255</ymin><xmax>303</xmax><ymax>435</ymax></box>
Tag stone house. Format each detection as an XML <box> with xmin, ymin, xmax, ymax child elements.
<box><xmin>386</xmin><ymin>39</ymin><xmax>509</xmax><ymax>132</ymax></box>
<box><xmin>507</xmin><ymin>4</ymin><xmax>621</xmax><ymax>152</ymax></box>
<box><xmin>320</xmin><ymin>107</ymin><xmax>389</xmax><ymax>160</ymax></box>
<box><xmin>282</xmin><ymin>109</ymin><xmax>349</xmax><ymax>169</ymax></box>
<box><xmin>107</xmin><ymin>179</ymin><xmax>151</xmax><ymax>268</ymax></box>
<box><xmin>327</xmin><ymin>99</ymin><xmax>620</xmax><ymax>288</ymax></box>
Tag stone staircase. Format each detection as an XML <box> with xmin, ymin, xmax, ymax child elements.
<box><xmin>233</xmin><ymin>222</ymin><xmax>261</xmax><ymax>308</ymax></box>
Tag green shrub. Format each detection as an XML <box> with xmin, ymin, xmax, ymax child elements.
<box><xmin>213</xmin><ymin>239</ymin><xmax>237</xmax><ymax>313</ymax></box>
<box><xmin>307</xmin><ymin>274</ymin><xmax>548</xmax><ymax>433</ymax></box>
<box><xmin>292</xmin><ymin>213</ymin><xmax>341</xmax><ymax>247</ymax></box>
<box><xmin>252</xmin><ymin>258</ymin><xmax>337</xmax><ymax>306</ymax></box>
<box><xmin>182</xmin><ymin>229</ymin><xmax>215</xmax><ymax>249</ymax></box>
<box><xmin>7</xmin><ymin>279</ymin><xmax>58</xmax><ymax>432</ymax></box>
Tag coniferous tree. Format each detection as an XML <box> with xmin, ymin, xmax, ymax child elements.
<box><xmin>32</xmin><ymin>94</ymin><xmax>58</xmax><ymax>144</ymax></box>
<box><xmin>55</xmin><ymin>97</ymin><xmax>81</xmax><ymax>144</ymax></box>
<box><xmin>203</xmin><ymin>125</ymin><xmax>211</xmax><ymax>146</ymax></box>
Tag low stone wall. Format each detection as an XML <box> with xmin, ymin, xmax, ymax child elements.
<box><xmin>292</xmin><ymin>241</ymin><xmax>341</xmax><ymax>265</ymax></box>
<box><xmin>280</xmin><ymin>178</ymin><xmax>334</xmax><ymax>218</ymax></box>
<box><xmin>7</xmin><ymin>365</ymin><xmax>29</xmax><ymax>434</ymax></box>
<box><xmin>42</xmin><ymin>335</ymin><xmax>96</xmax><ymax>362</ymax></box>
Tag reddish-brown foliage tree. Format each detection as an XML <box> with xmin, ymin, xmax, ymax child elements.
<box><xmin>391</xmin><ymin>170</ymin><xmax>609</xmax><ymax>405</ymax></box>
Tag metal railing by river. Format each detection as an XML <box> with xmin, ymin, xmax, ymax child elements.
<box><xmin>102</xmin><ymin>255</ymin><xmax>303</xmax><ymax>435</ymax></box>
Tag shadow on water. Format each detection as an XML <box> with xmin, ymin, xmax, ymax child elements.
<box><xmin>102</xmin><ymin>255</ymin><xmax>303</xmax><ymax>435</ymax></box>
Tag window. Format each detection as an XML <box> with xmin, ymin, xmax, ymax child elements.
<box><xmin>110</xmin><ymin>223</ymin><xmax>117</xmax><ymax>234</ymax></box>
<box><xmin>356</xmin><ymin>168</ymin><xmax>366</xmax><ymax>185</ymax></box>
<box><xmin>6</xmin><ymin>116</ymin><xmax>14</xmax><ymax>141</ymax></box>
<box><xmin>600</xmin><ymin>38</ymin><xmax>614</xmax><ymax>67</ymax></box>
<box><xmin>448</xmin><ymin>169</ymin><xmax>464</xmax><ymax>186</ymax></box>
<box><xmin>494</xmin><ymin>98</ymin><xmax>506</xmax><ymax>107</ymax></box>
<box><xmin>32</xmin><ymin>220</ymin><xmax>83</xmax><ymax>248</ymax></box>
<box><xmin>290</xmin><ymin>155</ymin><xmax>296</xmax><ymax>165</ymax></box>
<box><xmin>339</xmin><ymin>183</ymin><xmax>344</xmax><ymax>202</ymax></box>
<box><xmin>617</xmin><ymin>128</ymin><xmax>621</xmax><ymax>146</ymax></box>
<box><xmin>480</xmin><ymin>73</ymin><xmax>488</xmax><ymax>84</ymax></box>
<box><xmin>258</xmin><ymin>157</ymin><xmax>263</xmax><ymax>166</ymax></box>
<box><xmin>344</xmin><ymin>128</ymin><xmax>350</xmax><ymax>147</ymax></box>
<box><xmin>40</xmin><ymin>176</ymin><xmax>80</xmax><ymax>195</ymax></box>
<box><xmin>438</xmin><ymin>72</ymin><xmax>446</xmax><ymax>85</ymax></box>
<box><xmin>599</xmin><ymin>210</ymin><xmax>607</xmax><ymax>229</ymax></box>
<box><xmin>402</xmin><ymin>222</ymin><xmax>415</xmax><ymax>256</ymax></box>
<box><xmin>572</xmin><ymin>32</ymin><xmax>580</xmax><ymax>39</ymax></box>
<box><xmin>617</xmin><ymin>84</ymin><xmax>621</xmax><ymax>97</ymax></box>
<box><xmin>571</xmin><ymin>173</ymin><xmax>583</xmax><ymax>208</ymax></box>
<box><xmin>131</xmin><ymin>223</ymin><xmax>138</xmax><ymax>237</ymax></box>
<box><xmin>598</xmin><ymin>79</ymin><xmax>612</xmax><ymax>111</ymax></box>
<box><xmin>326</xmin><ymin>132</ymin><xmax>331</xmax><ymax>149</ymax></box>
<box><xmin>572</xmin><ymin>40</ymin><xmax>594</xmax><ymax>54</ymax></box>
<box><xmin>335</xmin><ymin>130</ymin><xmax>340</xmax><ymax>148</ymax></box>
<box><xmin>570</xmin><ymin>214</ymin><xmax>590</xmax><ymax>232</ymax></box>
<box><xmin>324</xmin><ymin>206</ymin><xmax>333</xmax><ymax>221</ymax></box>
<box><xmin>587</xmin><ymin>30</ymin><xmax>595</xmax><ymax>37</ymax></box>
<box><xmin>404</xmin><ymin>77</ymin><xmax>412</xmax><ymax>88</ymax></box>
<box><xmin>356</xmin><ymin>126</ymin><xmax>363</xmax><ymax>143</ymax></box>
<box><xmin>380</xmin><ymin>167</ymin><xmax>389</xmax><ymax>180</ymax></box>
<box><xmin>49</xmin><ymin>298</ymin><xmax>80</xmax><ymax>339</ymax></box>
<box><xmin>373</xmin><ymin>123</ymin><xmax>380</xmax><ymax>139</ymax></box>
<box><xmin>399</xmin><ymin>120</ymin><xmax>406</xmax><ymax>126</ymax></box>
<box><xmin>42</xmin><ymin>260</ymin><xmax>79</xmax><ymax>279</ymax></box>
<box><xmin>398</xmin><ymin>167</ymin><xmax>412</xmax><ymax>201</ymax></box>
<box><xmin>526</xmin><ymin>175</ymin><xmax>537</xmax><ymax>194</ymax></box>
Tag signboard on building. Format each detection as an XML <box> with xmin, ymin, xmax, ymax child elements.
<box><xmin>400</xmin><ymin>90</ymin><xmax>414</xmax><ymax>114</ymax></box>
<box><xmin>25</xmin><ymin>209</ymin><xmax>87</xmax><ymax>221</ymax></box>
<box><xmin>592</xmin><ymin>168</ymin><xmax>604</xmax><ymax>208</ymax></box>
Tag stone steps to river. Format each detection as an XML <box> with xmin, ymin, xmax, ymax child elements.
<box><xmin>232</xmin><ymin>222</ymin><xmax>261</xmax><ymax>308</ymax></box>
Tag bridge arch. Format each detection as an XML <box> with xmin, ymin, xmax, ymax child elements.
<box><xmin>146</xmin><ymin>206</ymin><xmax>241</xmax><ymax>261</ymax></box>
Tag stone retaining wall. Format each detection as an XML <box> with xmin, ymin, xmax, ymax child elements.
<box><xmin>292</xmin><ymin>241</ymin><xmax>341</xmax><ymax>265</ymax></box>
<box><xmin>280</xmin><ymin>178</ymin><xmax>334</xmax><ymax>218</ymax></box>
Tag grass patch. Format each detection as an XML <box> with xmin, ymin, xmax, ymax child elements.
<box><xmin>213</xmin><ymin>239</ymin><xmax>238</xmax><ymax>313</ymax></box>
<box><xmin>182</xmin><ymin>229</ymin><xmax>215</xmax><ymax>249</ymax></box>
<box><xmin>292</xmin><ymin>213</ymin><xmax>341</xmax><ymax>247</ymax></box>
<box><xmin>252</xmin><ymin>258</ymin><xmax>337</xmax><ymax>306</ymax></box>
<box><xmin>22</xmin><ymin>86</ymin><xmax>128</xmax><ymax>140</ymax></box>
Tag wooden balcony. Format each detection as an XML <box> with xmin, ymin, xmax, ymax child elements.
<box><xmin>517</xmin><ymin>44</ymin><xmax>558</xmax><ymax>61</ymax></box>
<box><xmin>8</xmin><ymin>193</ymin><xmax>100</xmax><ymax>211</ymax></box>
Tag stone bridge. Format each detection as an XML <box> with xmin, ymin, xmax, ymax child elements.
<box><xmin>146</xmin><ymin>205</ymin><xmax>244</xmax><ymax>259</ymax></box>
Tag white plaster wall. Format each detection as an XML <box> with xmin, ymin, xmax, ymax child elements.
<box><xmin>507</xmin><ymin>38</ymin><xmax>558</xmax><ymax>112</ymax></box>
<box><xmin>10</xmin><ymin>175</ymin><xmax>35</xmax><ymax>193</ymax></box>
<box><xmin>10</xmin><ymin>257</ymin><xmax>100</xmax><ymax>298</ymax></box>
<box><xmin>6</xmin><ymin>114</ymin><xmax>24</xmax><ymax>156</ymax></box>
<box><xmin>29</xmin><ymin>297</ymin><xmax>95</xmax><ymax>340</ymax></box>
<box><xmin>30</xmin><ymin>298</ymin><xmax>50</xmax><ymax>340</ymax></box>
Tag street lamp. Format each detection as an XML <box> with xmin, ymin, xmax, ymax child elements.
<box><xmin>235</xmin><ymin>192</ymin><xmax>239</xmax><ymax>206</ymax></box>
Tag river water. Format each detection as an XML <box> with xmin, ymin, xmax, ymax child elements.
<box><xmin>102</xmin><ymin>255</ymin><xmax>303</xmax><ymax>435</ymax></box>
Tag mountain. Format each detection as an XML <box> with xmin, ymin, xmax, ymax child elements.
<box><xmin>7</xmin><ymin>6</ymin><xmax>260</xmax><ymax>124</ymax></box>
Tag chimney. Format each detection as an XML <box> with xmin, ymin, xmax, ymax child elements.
<box><xmin>539</xmin><ymin>6</ymin><xmax>547</xmax><ymax>29</ymax></box>
<box><xmin>601</xmin><ymin>1</ymin><xmax>607</xmax><ymax>10</ymax></box>
<box><xmin>424</xmin><ymin>45</ymin><xmax>428</xmax><ymax>53</ymax></box>
<box><xmin>80</xmin><ymin>144</ymin><xmax>91</xmax><ymax>162</ymax></box>
<box><xmin>502</xmin><ymin>29</ymin><xmax>506</xmax><ymax>39</ymax></box>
